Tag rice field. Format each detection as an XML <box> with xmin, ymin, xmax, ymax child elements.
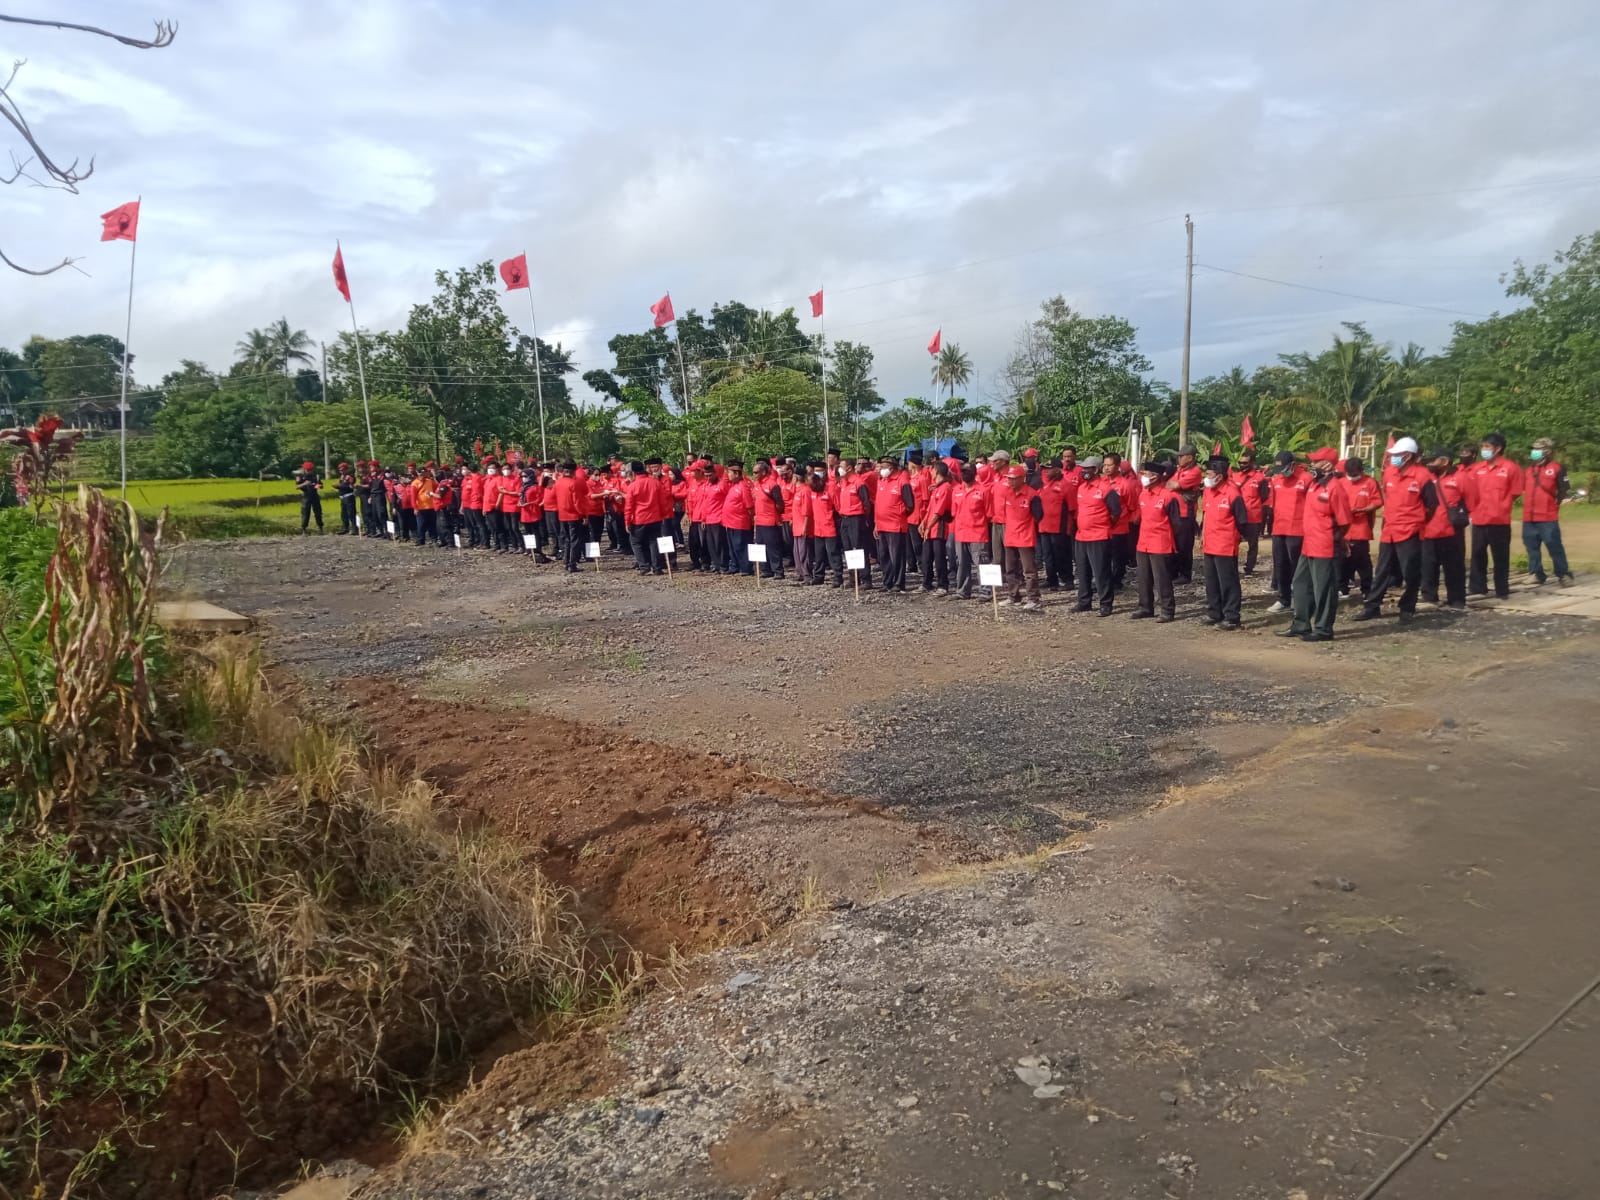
<box><xmin>73</xmin><ymin>478</ymin><xmax>311</xmax><ymax>538</ymax></box>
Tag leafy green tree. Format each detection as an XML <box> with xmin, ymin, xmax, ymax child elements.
<box><xmin>826</xmin><ymin>340</ymin><xmax>883</xmax><ymax>445</ymax></box>
<box><xmin>1009</xmin><ymin>302</ymin><xmax>1153</xmax><ymax>428</ymax></box>
<box><xmin>151</xmin><ymin>384</ymin><xmax>285</xmax><ymax>477</ymax></box>
<box><xmin>690</xmin><ymin>367</ymin><xmax>823</xmax><ymax>462</ymax></box>
<box><xmin>1275</xmin><ymin>323</ymin><xmax>1428</xmax><ymax>446</ymax></box>
<box><xmin>25</xmin><ymin>335</ymin><xmax>130</xmax><ymax>429</ymax></box>
<box><xmin>0</xmin><ymin>347</ymin><xmax>42</xmax><ymax>425</ymax></box>
<box><xmin>280</xmin><ymin>394</ymin><xmax>433</xmax><ymax>466</ymax></box>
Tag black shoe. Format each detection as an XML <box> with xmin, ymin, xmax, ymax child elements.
<box><xmin>1398</xmin><ymin>610</ymin><xmax>1415</xmax><ymax>624</ymax></box>
<box><xmin>1275</xmin><ymin>628</ymin><xmax>1304</xmax><ymax>638</ymax></box>
<box><xmin>1072</xmin><ymin>603</ymin><xmax>1093</xmax><ymax>613</ymax></box>
<box><xmin>1098</xmin><ymin>607</ymin><xmax>1113</xmax><ymax>617</ymax></box>
<box><xmin>1352</xmin><ymin>608</ymin><xmax>1380</xmax><ymax>622</ymax></box>
<box><xmin>1305</xmin><ymin>632</ymin><xmax>1334</xmax><ymax>643</ymax></box>
<box><xmin>1448</xmin><ymin>602</ymin><xmax>1467</xmax><ymax>610</ymax></box>
<box><xmin>1199</xmin><ymin>616</ymin><xmax>1219</xmax><ymax>626</ymax></box>
<box><xmin>1129</xmin><ymin>612</ymin><xmax>1153</xmax><ymax>620</ymax></box>
<box><xmin>1156</xmin><ymin>614</ymin><xmax>1175</xmax><ymax>623</ymax></box>
<box><xmin>1217</xmin><ymin>621</ymin><xmax>1241</xmax><ymax>631</ymax></box>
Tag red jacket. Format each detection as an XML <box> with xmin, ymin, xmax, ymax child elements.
<box><xmin>478</xmin><ymin>476</ymin><xmax>502</xmax><ymax>513</ymax></box>
<box><xmin>1036</xmin><ymin>479</ymin><xmax>1068</xmax><ymax>535</ymax></box>
<box><xmin>498</xmin><ymin>476</ymin><xmax>523</xmax><ymax>513</ymax></box>
<box><xmin>1200</xmin><ymin>481</ymin><xmax>1249</xmax><ymax>555</ymax></box>
<box><xmin>873</xmin><ymin>472</ymin><xmax>913</xmax><ymax>534</ymax></box>
<box><xmin>721</xmin><ymin>479</ymin><xmax>755</xmax><ymax>530</ymax></box>
<box><xmin>552</xmin><ymin>476</ymin><xmax>583</xmax><ymax>521</ymax></box>
<box><xmin>1464</xmin><ymin>456</ymin><xmax>1521</xmax><ymax>525</ymax></box>
<box><xmin>808</xmin><ymin>484</ymin><xmax>838</xmax><ymax>537</ymax></box>
<box><xmin>1135</xmin><ymin>485</ymin><xmax>1180</xmax><ymax>554</ymax></box>
<box><xmin>701</xmin><ymin>478</ymin><xmax>730</xmax><ymax>525</ymax></box>
<box><xmin>1233</xmin><ymin>466</ymin><xmax>1268</xmax><ymax>523</ymax></box>
<box><xmin>951</xmin><ymin>482</ymin><xmax>990</xmax><ymax>541</ymax></box>
<box><xmin>1424</xmin><ymin>469</ymin><xmax>1465</xmax><ymax>539</ymax></box>
<box><xmin>1301</xmin><ymin>475</ymin><xmax>1353</xmax><ymax>559</ymax></box>
<box><xmin>1267</xmin><ymin>466</ymin><xmax>1313</xmax><ymax>536</ymax></box>
<box><xmin>519</xmin><ymin>482</ymin><xmax>542</xmax><ymax>523</ymax></box>
<box><xmin>1379</xmin><ymin>463</ymin><xmax>1437</xmax><ymax>542</ymax></box>
<box><xmin>789</xmin><ymin>484</ymin><xmax>812</xmax><ymax>537</ymax></box>
<box><xmin>461</xmin><ymin>473</ymin><xmax>482</xmax><ymax>508</ymax></box>
<box><xmin>1075</xmin><ymin>477</ymin><xmax>1120</xmax><ymax>542</ymax></box>
<box><xmin>753</xmin><ymin>479</ymin><xmax>784</xmax><ymax>527</ymax></box>
<box><xmin>1523</xmin><ymin>461</ymin><xmax>1565</xmax><ymax>522</ymax></box>
<box><xmin>1339</xmin><ymin>473</ymin><xmax>1382</xmax><ymax>541</ymax></box>
<box><xmin>1110</xmin><ymin>471</ymin><xmax>1139</xmax><ymax>535</ymax></box>
<box><xmin>652</xmin><ymin>474</ymin><xmax>676</xmax><ymax>523</ymax></box>
<box><xmin>923</xmin><ymin>480</ymin><xmax>953</xmax><ymax>537</ymax></box>
<box><xmin>908</xmin><ymin>469</ymin><xmax>931</xmax><ymax>525</ymax></box>
<box><xmin>624</xmin><ymin>475</ymin><xmax>656</xmax><ymax>526</ymax></box>
<box><xmin>999</xmin><ymin>483</ymin><xmax>1040</xmax><ymax>548</ymax></box>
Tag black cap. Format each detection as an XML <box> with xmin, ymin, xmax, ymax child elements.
<box><xmin>1207</xmin><ymin>455</ymin><xmax>1231</xmax><ymax>473</ymax></box>
<box><xmin>1274</xmin><ymin>450</ymin><xmax>1296</xmax><ymax>466</ymax></box>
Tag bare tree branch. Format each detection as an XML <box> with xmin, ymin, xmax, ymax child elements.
<box><xmin>0</xmin><ymin>14</ymin><xmax>176</xmax><ymax>49</ymax></box>
<box><xmin>0</xmin><ymin>244</ymin><xmax>76</xmax><ymax>275</ymax></box>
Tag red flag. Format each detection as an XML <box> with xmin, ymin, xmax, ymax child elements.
<box><xmin>1384</xmin><ymin>433</ymin><xmax>1396</xmax><ymax>452</ymax></box>
<box><xmin>651</xmin><ymin>293</ymin><xmax>675</xmax><ymax>328</ymax></box>
<box><xmin>809</xmin><ymin>289</ymin><xmax>824</xmax><ymax>319</ymax></box>
<box><xmin>99</xmin><ymin>200</ymin><xmax>139</xmax><ymax>242</ymax></box>
<box><xmin>1240</xmin><ymin>415</ymin><xmax>1256</xmax><ymax>447</ymax></box>
<box><xmin>332</xmin><ymin>243</ymin><xmax>351</xmax><ymax>302</ymax></box>
<box><xmin>927</xmin><ymin>328</ymin><xmax>941</xmax><ymax>356</ymax></box>
<box><xmin>1212</xmin><ymin>440</ymin><xmax>1223</xmax><ymax>456</ymax></box>
<box><xmin>500</xmin><ymin>254</ymin><xmax>529</xmax><ymax>291</ymax></box>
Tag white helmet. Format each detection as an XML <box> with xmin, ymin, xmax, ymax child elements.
<box><xmin>1392</xmin><ymin>436</ymin><xmax>1419</xmax><ymax>455</ymax></box>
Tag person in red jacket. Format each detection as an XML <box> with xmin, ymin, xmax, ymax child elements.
<box><xmin>1169</xmin><ymin>444</ymin><xmax>1202</xmax><ymax>584</ymax></box>
<box><xmin>1279</xmin><ymin>448</ymin><xmax>1352</xmax><ymax>642</ymax></box>
<box><xmin>1421</xmin><ymin>447</ymin><xmax>1469</xmax><ymax>609</ymax></box>
<box><xmin>721</xmin><ymin>460</ymin><xmax>757</xmax><ymax>576</ymax></box>
<box><xmin>905</xmin><ymin>450</ymin><xmax>931</xmax><ymax>579</ymax></box>
<box><xmin>1266</xmin><ymin>451</ymin><xmax>1312</xmax><ymax>612</ymax></box>
<box><xmin>1035</xmin><ymin>467</ymin><xmax>1072</xmax><ymax>592</ymax></box>
<box><xmin>751</xmin><ymin>459</ymin><xmax>787</xmax><ymax>580</ymax></box>
<box><xmin>995</xmin><ymin>465</ymin><xmax>1044</xmax><ymax>609</ymax></box>
<box><xmin>1337</xmin><ymin>457</ymin><xmax>1382</xmax><ymax>597</ymax></box>
<box><xmin>1464</xmin><ymin>431</ymin><xmax>1522</xmax><ymax>599</ymax></box>
<box><xmin>700</xmin><ymin>463</ymin><xmax>730</xmax><ymax>575</ymax></box>
<box><xmin>1132</xmin><ymin>460</ymin><xmax>1180</xmax><ymax>622</ymax></box>
<box><xmin>951</xmin><ymin>463</ymin><xmax>992</xmax><ymax>600</ymax></box>
<box><xmin>519</xmin><ymin>468</ymin><xmax>552</xmax><ymax>562</ymax></box>
<box><xmin>624</xmin><ymin>460</ymin><xmax>662</xmax><ymax>575</ymax></box>
<box><xmin>1232</xmin><ymin>448</ymin><xmax>1268</xmax><ymax>576</ymax></box>
<box><xmin>477</xmin><ymin>463</ymin><xmax>504</xmax><ymax>550</ymax></box>
<box><xmin>1521</xmin><ymin>437</ymin><xmax>1572</xmax><ymax>586</ymax></box>
<box><xmin>552</xmin><ymin>461</ymin><xmax>586</xmax><ymax>572</ymax></box>
<box><xmin>918</xmin><ymin>459</ymin><xmax>954</xmax><ymax>594</ymax></box>
<box><xmin>1073</xmin><ymin>456</ymin><xmax>1122</xmax><ymax>616</ymax></box>
<box><xmin>1355</xmin><ymin>437</ymin><xmax>1439</xmax><ymax>623</ymax></box>
<box><xmin>540</xmin><ymin>461</ymin><xmax>561</xmax><ymax>556</ymax></box>
<box><xmin>497</xmin><ymin>459</ymin><xmax>523</xmax><ymax>553</ymax></box>
<box><xmin>835</xmin><ymin>457</ymin><xmax>873</xmax><ymax>588</ymax></box>
<box><xmin>873</xmin><ymin>454</ymin><xmax>915</xmax><ymax>592</ymax></box>
<box><xmin>1104</xmin><ymin>453</ymin><xmax>1138</xmax><ymax>590</ymax></box>
<box><xmin>787</xmin><ymin>463</ymin><xmax>813</xmax><ymax>585</ymax></box>
<box><xmin>1200</xmin><ymin>456</ymin><xmax>1250</xmax><ymax>629</ymax></box>
<box><xmin>806</xmin><ymin>466</ymin><xmax>844</xmax><ymax>587</ymax></box>
<box><xmin>460</xmin><ymin>464</ymin><xmax>484</xmax><ymax>549</ymax></box>
<box><xmin>684</xmin><ymin>461</ymin><xmax>709</xmax><ymax>572</ymax></box>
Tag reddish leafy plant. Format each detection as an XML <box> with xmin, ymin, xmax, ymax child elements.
<box><xmin>0</xmin><ymin>413</ymin><xmax>85</xmax><ymax>522</ymax></box>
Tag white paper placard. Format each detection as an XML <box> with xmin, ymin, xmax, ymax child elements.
<box><xmin>387</xmin><ymin>521</ymin><xmax>396</xmax><ymax>535</ymax></box>
<box><xmin>523</xmin><ymin>534</ymin><xmax>538</xmax><ymax>549</ymax></box>
<box><xmin>656</xmin><ymin>535</ymin><xmax>676</xmax><ymax>553</ymax></box>
<box><xmin>844</xmin><ymin>548</ymin><xmax>866</xmax><ymax>570</ymax></box>
<box><xmin>747</xmin><ymin>543</ymin><xmax>768</xmax><ymax>563</ymax></box>
<box><xmin>455</xmin><ymin>533</ymin><xmax>463</xmax><ymax>548</ymax></box>
<box><xmin>978</xmin><ymin>564</ymin><xmax>1004</xmax><ymax>587</ymax></box>
<box><xmin>585</xmin><ymin>542</ymin><xmax>601</xmax><ymax>558</ymax></box>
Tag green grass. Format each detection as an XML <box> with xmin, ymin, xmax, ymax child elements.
<box><xmin>58</xmin><ymin>479</ymin><xmax>309</xmax><ymax>539</ymax></box>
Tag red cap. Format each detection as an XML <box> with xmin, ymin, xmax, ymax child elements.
<box><xmin>1308</xmin><ymin>447</ymin><xmax>1340</xmax><ymax>463</ymax></box>
<box><xmin>302</xmin><ymin>461</ymin><xmax>314</xmax><ymax>471</ymax></box>
<box><xmin>1006</xmin><ymin>464</ymin><xmax>1027</xmax><ymax>479</ymax></box>
<box><xmin>1023</xmin><ymin>447</ymin><xmax>1039</xmax><ymax>458</ymax></box>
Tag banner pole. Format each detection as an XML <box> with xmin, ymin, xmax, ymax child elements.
<box><xmin>346</xmin><ymin>293</ymin><xmax>376</xmax><ymax>462</ymax></box>
<box><xmin>118</xmin><ymin>196</ymin><xmax>140</xmax><ymax>499</ymax></box>
<box><xmin>524</xmin><ymin>255</ymin><xmax>548</xmax><ymax>463</ymax></box>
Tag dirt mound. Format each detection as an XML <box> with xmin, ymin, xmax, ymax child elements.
<box><xmin>348</xmin><ymin>685</ymin><xmax>963</xmax><ymax>961</ymax></box>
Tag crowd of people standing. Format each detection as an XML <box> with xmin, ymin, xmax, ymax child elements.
<box><xmin>288</xmin><ymin>431</ymin><xmax>1575</xmax><ymax>642</ymax></box>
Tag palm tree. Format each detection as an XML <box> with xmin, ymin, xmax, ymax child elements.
<box><xmin>234</xmin><ymin>327</ymin><xmax>274</xmax><ymax>373</ymax></box>
<box><xmin>931</xmin><ymin>343</ymin><xmax>973</xmax><ymax>400</ymax></box>
<box><xmin>266</xmin><ymin>317</ymin><xmax>314</xmax><ymax>401</ymax></box>
<box><xmin>1277</xmin><ymin>323</ymin><xmax>1425</xmax><ymax>445</ymax></box>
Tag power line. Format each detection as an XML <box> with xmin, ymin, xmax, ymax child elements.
<box><xmin>1195</xmin><ymin>263</ymin><xmax>1491</xmax><ymax>319</ymax></box>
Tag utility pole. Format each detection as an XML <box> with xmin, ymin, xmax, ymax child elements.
<box><xmin>1180</xmin><ymin>214</ymin><xmax>1194</xmax><ymax>450</ymax></box>
<box><xmin>320</xmin><ymin>341</ymin><xmax>330</xmax><ymax>478</ymax></box>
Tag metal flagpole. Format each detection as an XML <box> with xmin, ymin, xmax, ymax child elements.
<box><xmin>675</xmin><ymin>329</ymin><xmax>693</xmax><ymax>457</ymax></box>
<box><xmin>118</xmin><ymin>195</ymin><xmax>140</xmax><ymax>499</ymax></box>
<box><xmin>522</xmin><ymin>253</ymin><xmax>548</xmax><ymax>462</ymax></box>
<box><xmin>346</xmin><ymin>297</ymin><xmax>375</xmax><ymax>462</ymax></box>
<box><xmin>819</xmin><ymin>289</ymin><xmax>830</xmax><ymax>452</ymax></box>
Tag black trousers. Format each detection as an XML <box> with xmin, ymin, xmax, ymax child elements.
<box><xmin>1290</xmin><ymin>554</ymin><xmax>1340</xmax><ymax>636</ymax></box>
<box><xmin>1037</xmin><ymin>532</ymin><xmax>1068</xmax><ymax>588</ymax></box>
<box><xmin>703</xmin><ymin>522</ymin><xmax>728</xmax><ymax>574</ymax></box>
<box><xmin>1341</xmin><ymin>539</ymin><xmax>1372</xmax><ymax>596</ymax></box>
<box><xmin>1134</xmin><ymin>550</ymin><xmax>1175</xmax><ymax>618</ymax></box>
<box><xmin>561</xmin><ymin>519</ymin><xmax>585</xmax><ymax>569</ymax></box>
<box><xmin>1109</xmin><ymin>530</ymin><xmax>1134</xmax><ymax>588</ymax></box>
<box><xmin>907</xmin><ymin>526</ymin><xmax>923</xmax><ymax>575</ymax></box>
<box><xmin>877</xmin><ymin>530</ymin><xmax>909</xmax><ymax>590</ymax></box>
<box><xmin>840</xmin><ymin>515</ymin><xmax>874</xmax><ymax>587</ymax></box>
<box><xmin>300</xmin><ymin>492</ymin><xmax>323</xmax><ymax>530</ymax></box>
<box><xmin>756</xmin><ymin>524</ymin><xmax>785</xmax><ymax>578</ymax></box>
<box><xmin>630</xmin><ymin>520</ymin><xmax>662</xmax><ymax>573</ymax></box>
<box><xmin>919</xmin><ymin>526</ymin><xmax>949</xmax><ymax>589</ymax></box>
<box><xmin>1075</xmin><ymin>539</ymin><xmax>1113</xmax><ymax>613</ymax></box>
<box><xmin>543</xmin><ymin>510</ymin><xmax>559</xmax><ymax>551</ymax></box>
<box><xmin>608</xmin><ymin>510</ymin><xmax>627</xmax><ymax>551</ymax></box>
<box><xmin>415</xmin><ymin>509</ymin><xmax>439</xmax><ymax>546</ymax></box>
<box><xmin>338</xmin><ymin>495</ymin><xmax>357</xmax><ymax>533</ymax></box>
<box><xmin>1469</xmin><ymin>524</ymin><xmax>1512</xmax><ymax>598</ymax></box>
<box><xmin>810</xmin><ymin>534</ymin><xmax>844</xmax><ymax>586</ymax></box>
<box><xmin>955</xmin><ymin>540</ymin><xmax>989</xmax><ymax>599</ymax></box>
<box><xmin>1363</xmin><ymin>534</ymin><xmax>1423</xmax><ymax>615</ymax></box>
<box><xmin>1423</xmin><ymin>531</ymin><xmax>1466</xmax><ymax>606</ymax></box>
<box><xmin>1172</xmin><ymin>516</ymin><xmax>1197</xmax><ymax>583</ymax></box>
<box><xmin>369</xmin><ymin>493</ymin><xmax>389</xmax><ymax>537</ymax></box>
<box><xmin>399</xmin><ymin>507</ymin><xmax>415</xmax><ymax>540</ymax></box>
<box><xmin>1271</xmin><ymin>535</ymin><xmax>1303</xmax><ymax>606</ymax></box>
<box><xmin>1240</xmin><ymin>521</ymin><xmax>1263</xmax><ymax>574</ymax></box>
<box><xmin>688</xmin><ymin>521</ymin><xmax>708</xmax><ymax>570</ymax></box>
<box><xmin>1203</xmin><ymin>553</ymin><xmax>1242</xmax><ymax>624</ymax></box>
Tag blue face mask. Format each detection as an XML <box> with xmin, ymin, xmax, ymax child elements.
<box><xmin>1480</xmin><ymin>447</ymin><xmax>1494</xmax><ymax>461</ymax></box>
<box><xmin>1530</xmin><ymin>448</ymin><xmax>1545</xmax><ymax>462</ymax></box>
<box><xmin>1388</xmin><ymin>454</ymin><xmax>1405</xmax><ymax>468</ymax></box>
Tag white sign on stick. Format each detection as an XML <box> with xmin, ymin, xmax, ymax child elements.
<box><xmin>386</xmin><ymin>521</ymin><xmax>396</xmax><ymax>535</ymax></box>
<box><xmin>656</xmin><ymin>535</ymin><xmax>676</xmax><ymax>553</ymax></box>
<box><xmin>747</xmin><ymin>543</ymin><xmax>768</xmax><ymax>563</ymax></box>
<box><xmin>523</xmin><ymin>534</ymin><xmax>538</xmax><ymax>550</ymax></box>
<box><xmin>455</xmin><ymin>533</ymin><xmax>464</xmax><ymax>548</ymax></box>
<box><xmin>844</xmin><ymin>548</ymin><xmax>866</xmax><ymax>570</ymax></box>
<box><xmin>585</xmin><ymin>542</ymin><xmax>601</xmax><ymax>559</ymax></box>
<box><xmin>978</xmin><ymin>564</ymin><xmax>1004</xmax><ymax>587</ymax></box>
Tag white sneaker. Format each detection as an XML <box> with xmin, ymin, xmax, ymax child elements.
<box><xmin>1267</xmin><ymin>600</ymin><xmax>1288</xmax><ymax>614</ymax></box>
<box><xmin>1022</xmin><ymin>601</ymin><xmax>1043</xmax><ymax>612</ymax></box>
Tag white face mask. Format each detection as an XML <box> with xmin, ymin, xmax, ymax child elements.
<box><xmin>879</xmin><ymin>467</ymin><xmax>891</xmax><ymax>478</ymax></box>
<box><xmin>1203</xmin><ymin>477</ymin><xmax>1219</xmax><ymax>489</ymax></box>
<box><xmin>486</xmin><ymin>469</ymin><xmax>497</xmax><ymax>477</ymax></box>
<box><xmin>1140</xmin><ymin>474</ymin><xmax>1154</xmax><ymax>487</ymax></box>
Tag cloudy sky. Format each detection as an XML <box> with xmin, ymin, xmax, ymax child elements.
<box><xmin>5</xmin><ymin>0</ymin><xmax>1599</xmax><ymax>408</ymax></box>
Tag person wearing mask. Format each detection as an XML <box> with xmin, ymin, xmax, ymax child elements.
<box><xmin>873</xmin><ymin>454</ymin><xmax>915</xmax><ymax>592</ymax></box>
<box><xmin>1420</xmin><ymin>447</ymin><xmax>1469</xmax><ymax>609</ymax></box>
<box><xmin>413</xmin><ymin>465</ymin><xmax>440</xmax><ymax>547</ymax></box>
<box><xmin>366</xmin><ymin>465</ymin><xmax>390</xmax><ymax>539</ymax></box>
<box><xmin>625</xmin><ymin>460</ymin><xmax>662</xmax><ymax>575</ymax></box>
<box><xmin>807</xmin><ymin>466</ymin><xmax>844</xmax><ymax>587</ymax></box>
<box><xmin>721</xmin><ymin>460</ymin><xmax>756</xmax><ymax>575</ymax></box>
<box><xmin>1266</xmin><ymin>450</ymin><xmax>1312</xmax><ymax>613</ymax></box>
<box><xmin>497</xmin><ymin>459</ymin><xmax>524</xmax><ymax>551</ymax></box>
<box><xmin>334</xmin><ymin>463</ymin><xmax>358</xmax><ymax>535</ymax></box>
<box><xmin>1522</xmin><ymin>437</ymin><xmax>1573</xmax><ymax>586</ymax></box>
<box><xmin>788</xmin><ymin>462</ymin><xmax>813</xmax><ymax>585</ymax></box>
<box><xmin>1279</xmin><ymin>448</ymin><xmax>1352</xmax><ymax>642</ymax></box>
<box><xmin>685</xmin><ymin>461</ymin><xmax>710</xmax><ymax>572</ymax></box>
<box><xmin>1463</xmin><ymin>431</ymin><xmax>1522</xmax><ymax>599</ymax></box>
<box><xmin>1168</xmin><ymin>443</ymin><xmax>1202</xmax><ymax>584</ymax></box>
<box><xmin>997</xmin><ymin>464</ymin><xmax>1045</xmax><ymax>610</ymax></box>
<box><xmin>906</xmin><ymin>450</ymin><xmax>930</xmax><ymax>576</ymax></box>
<box><xmin>1132</xmin><ymin>460</ymin><xmax>1181</xmax><ymax>622</ymax></box>
<box><xmin>294</xmin><ymin>461</ymin><xmax>324</xmax><ymax>534</ymax></box>
<box><xmin>396</xmin><ymin>464</ymin><xmax>417</xmax><ymax>542</ymax></box>
<box><xmin>1338</xmin><ymin>457</ymin><xmax>1382</xmax><ymax>597</ymax></box>
<box><xmin>1233</xmin><ymin>448</ymin><xmax>1268</xmax><ymax>575</ymax></box>
<box><xmin>951</xmin><ymin>463</ymin><xmax>992</xmax><ymax>601</ymax></box>
<box><xmin>553</xmin><ymin>462</ymin><xmax>585</xmax><ymax>572</ymax></box>
<box><xmin>1199</xmin><ymin>456</ymin><xmax>1250</xmax><ymax>630</ymax></box>
<box><xmin>918</xmin><ymin>459</ymin><xmax>954</xmax><ymax>594</ymax></box>
<box><xmin>1354</xmin><ymin>437</ymin><xmax>1438</xmax><ymax>623</ymax></box>
<box><xmin>752</xmin><ymin>460</ymin><xmax>787</xmax><ymax>580</ymax></box>
<box><xmin>986</xmin><ymin>449</ymin><xmax>1013</xmax><ymax>563</ymax></box>
<box><xmin>1104</xmin><ymin>453</ymin><xmax>1138</xmax><ymax>590</ymax></box>
<box><xmin>700</xmin><ymin>462</ymin><xmax>731</xmax><ymax>575</ymax></box>
<box><xmin>541</xmin><ymin>462</ymin><xmax>562</xmax><ymax>557</ymax></box>
<box><xmin>460</xmin><ymin>463</ymin><xmax>484</xmax><ymax>548</ymax></box>
<box><xmin>1036</xmin><ymin>466</ymin><xmax>1072</xmax><ymax>592</ymax></box>
<box><xmin>1073</xmin><ymin>455</ymin><xmax>1121</xmax><ymax>616</ymax></box>
<box><xmin>836</xmin><ymin>457</ymin><xmax>874</xmax><ymax>589</ymax></box>
<box><xmin>518</xmin><ymin>468</ymin><xmax>548</xmax><ymax>560</ymax></box>
<box><xmin>477</xmin><ymin>462</ymin><xmax>503</xmax><ymax>550</ymax></box>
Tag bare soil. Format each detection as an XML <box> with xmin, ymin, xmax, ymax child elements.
<box><xmin>167</xmin><ymin>535</ymin><xmax>1600</xmax><ymax>1200</ymax></box>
